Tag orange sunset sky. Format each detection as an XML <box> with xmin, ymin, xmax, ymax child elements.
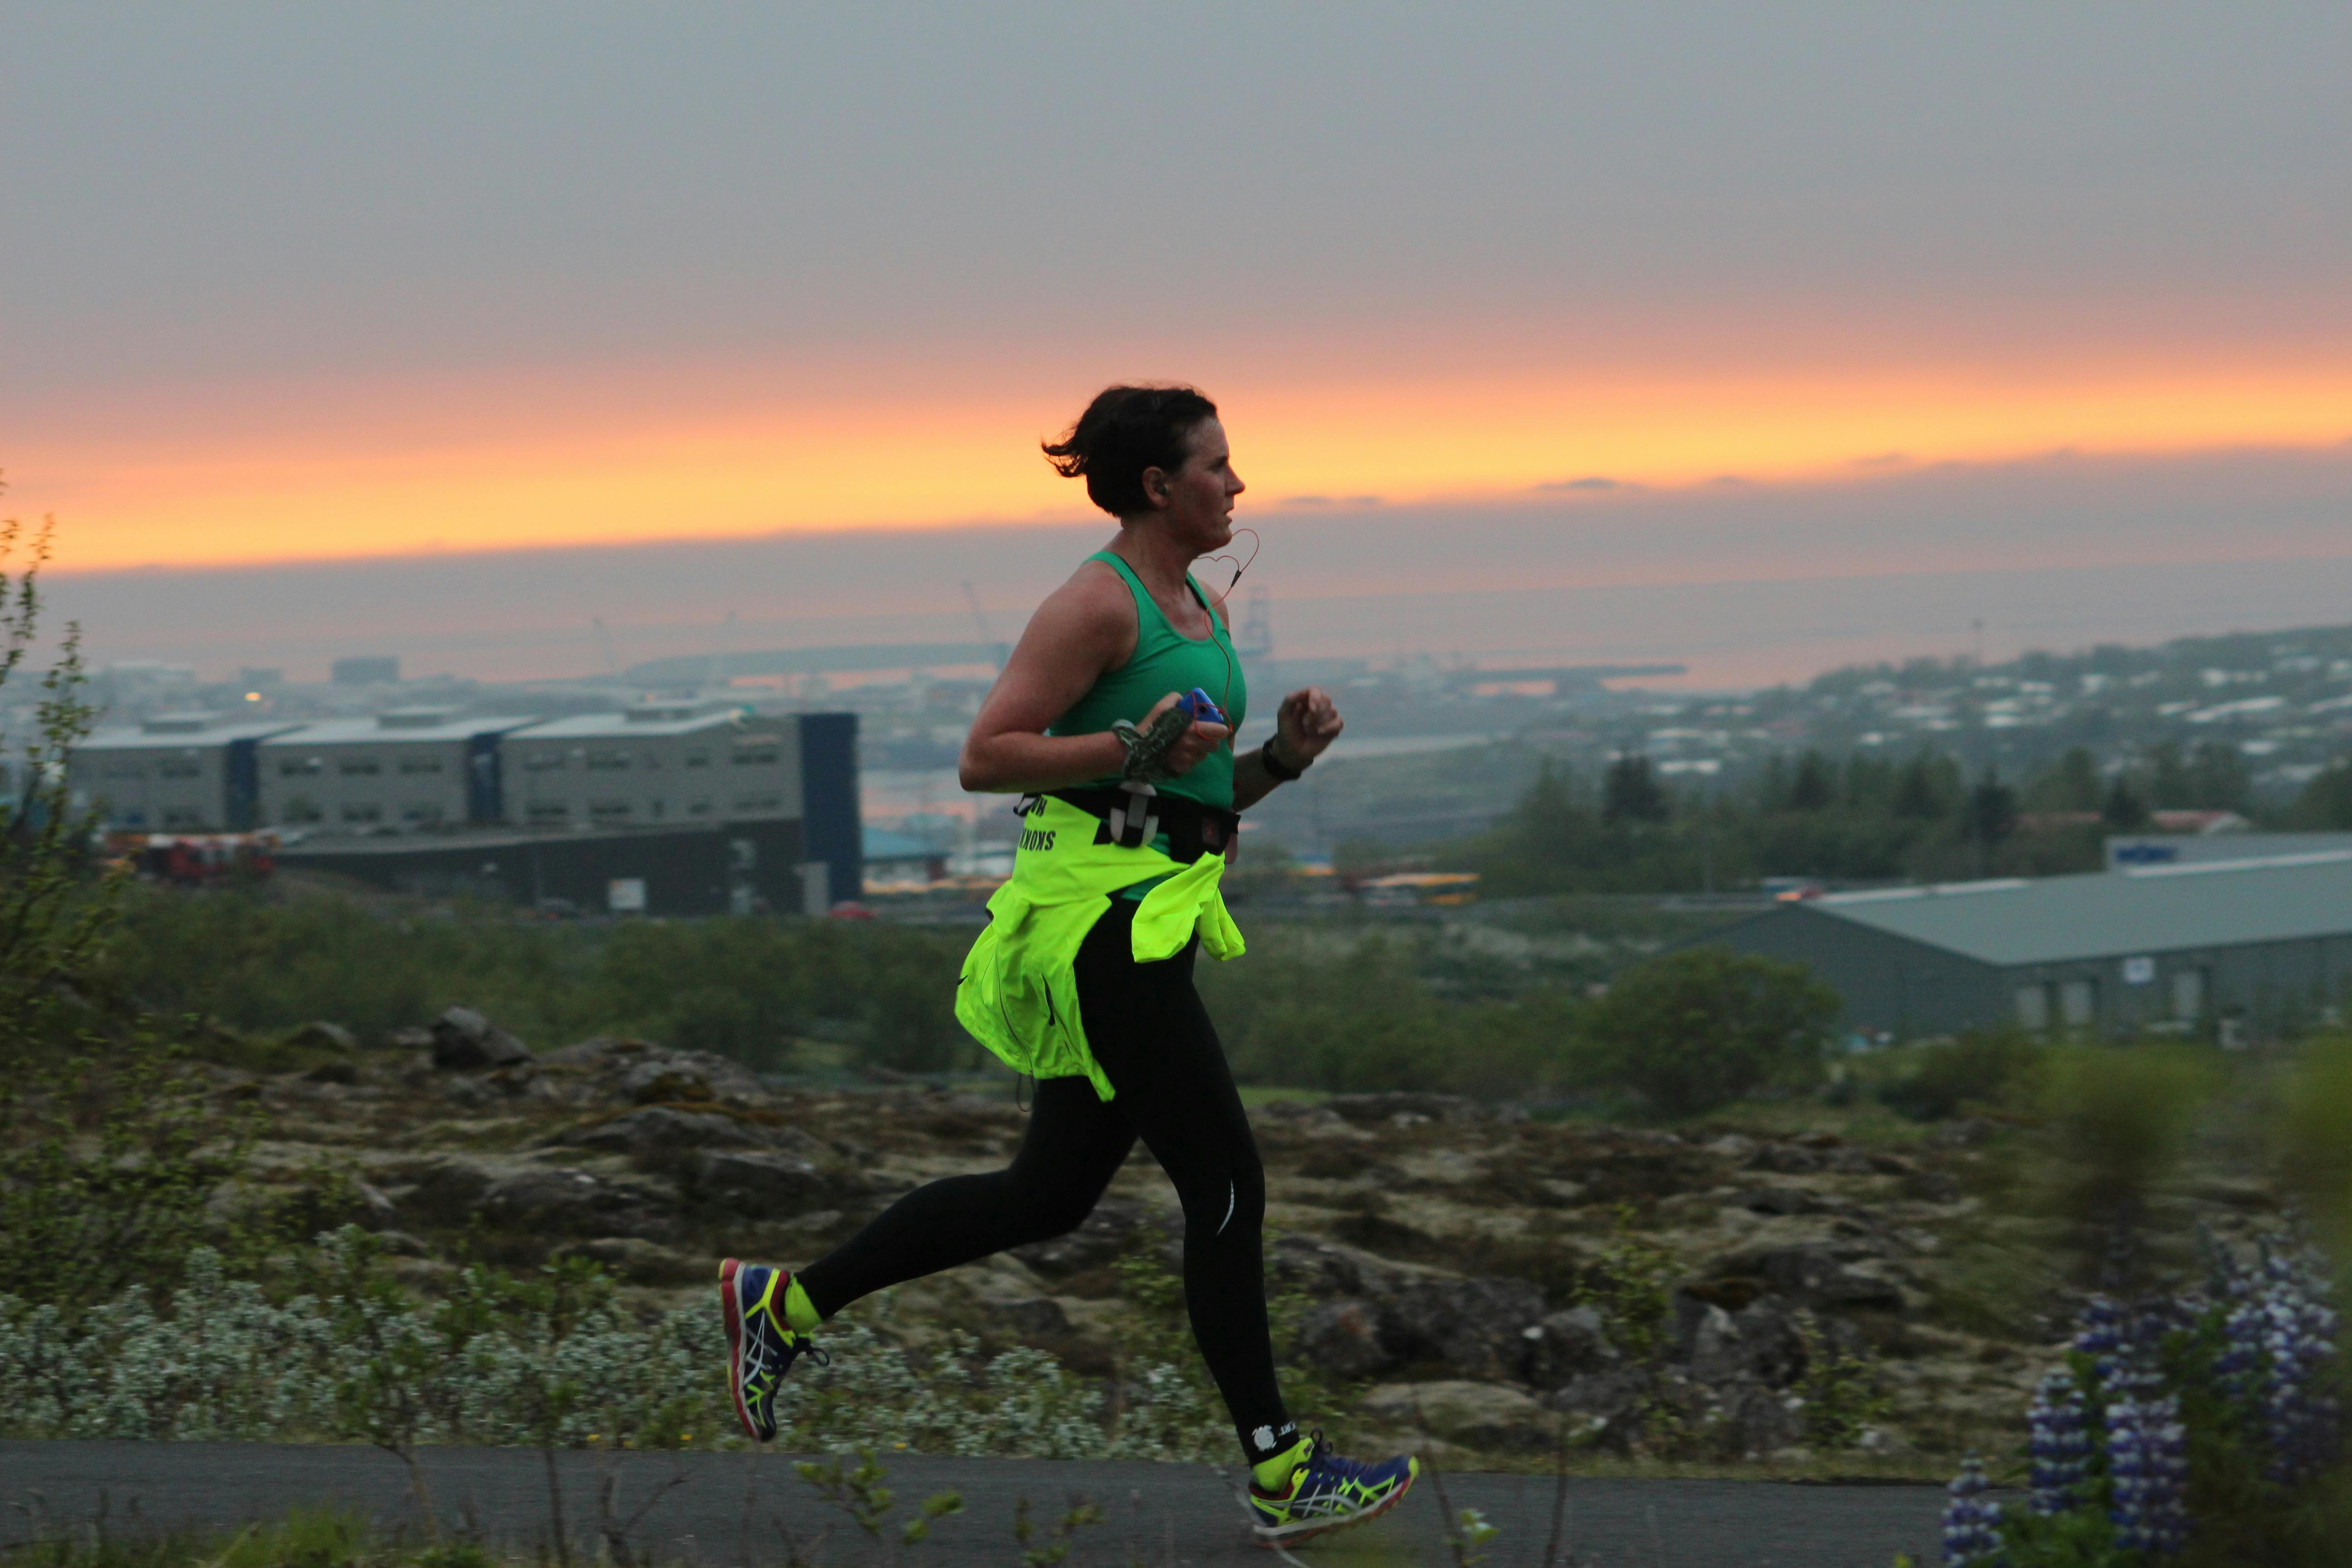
<box><xmin>5</xmin><ymin>5</ymin><xmax>2350</xmax><ymax>679</ymax></box>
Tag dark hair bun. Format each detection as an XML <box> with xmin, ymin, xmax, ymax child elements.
<box><xmin>1043</xmin><ymin>385</ymin><xmax>1219</xmax><ymax>519</ymax></box>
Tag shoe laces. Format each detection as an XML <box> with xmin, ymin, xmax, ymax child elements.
<box><xmin>1299</xmin><ymin>1429</ymin><xmax>1370</xmax><ymax>1483</ymax></box>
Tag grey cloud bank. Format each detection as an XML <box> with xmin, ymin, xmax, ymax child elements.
<box><xmin>6</xmin><ymin>3</ymin><xmax>2348</xmax><ymax>396</ymax></box>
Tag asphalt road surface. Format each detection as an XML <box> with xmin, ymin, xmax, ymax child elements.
<box><xmin>1</xmin><ymin>1442</ymin><xmax>1941</xmax><ymax>1567</ymax></box>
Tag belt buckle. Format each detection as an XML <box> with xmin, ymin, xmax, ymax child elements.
<box><xmin>1110</xmin><ymin>781</ymin><xmax>1159</xmax><ymax>849</ymax></box>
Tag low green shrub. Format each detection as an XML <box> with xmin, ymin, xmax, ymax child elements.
<box><xmin>0</xmin><ymin>1227</ymin><xmax>1230</xmax><ymax>1469</ymax></box>
<box><xmin>1578</xmin><ymin>948</ymin><xmax>1840</xmax><ymax>1118</ymax></box>
<box><xmin>0</xmin><ymin>1036</ymin><xmax>265</xmax><ymax>1308</ymax></box>
<box><xmin>2275</xmin><ymin>1034</ymin><xmax>2352</xmax><ymax>1255</ymax></box>
<box><xmin>1874</xmin><ymin>1027</ymin><xmax>2043</xmax><ymax>1122</ymax></box>
<box><xmin>2037</xmin><ymin>1043</ymin><xmax>2220</xmax><ymax>1246</ymax></box>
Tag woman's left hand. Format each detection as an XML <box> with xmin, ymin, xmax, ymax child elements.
<box><xmin>1272</xmin><ymin>686</ymin><xmax>1343</xmax><ymax>771</ymax></box>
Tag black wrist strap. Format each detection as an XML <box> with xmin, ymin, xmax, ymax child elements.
<box><xmin>1259</xmin><ymin>735</ymin><xmax>1308</xmax><ymax>782</ymax></box>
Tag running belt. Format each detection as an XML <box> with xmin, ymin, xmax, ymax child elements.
<box><xmin>1030</xmin><ymin>788</ymin><xmax>1241</xmax><ymax>863</ymax></box>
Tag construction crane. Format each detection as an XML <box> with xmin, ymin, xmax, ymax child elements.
<box><xmin>963</xmin><ymin>581</ymin><xmax>1011</xmax><ymax>672</ymax></box>
<box><xmin>1236</xmin><ymin>586</ymin><xmax>1274</xmax><ymax>660</ymax></box>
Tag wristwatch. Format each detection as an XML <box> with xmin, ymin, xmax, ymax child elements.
<box><xmin>1259</xmin><ymin>735</ymin><xmax>1309</xmax><ymax>782</ymax></box>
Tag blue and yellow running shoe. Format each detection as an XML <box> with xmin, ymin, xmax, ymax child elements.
<box><xmin>1246</xmin><ymin>1431</ymin><xmax>1420</xmax><ymax>1545</ymax></box>
<box><xmin>719</xmin><ymin>1257</ymin><xmax>827</xmax><ymax>1442</ymax></box>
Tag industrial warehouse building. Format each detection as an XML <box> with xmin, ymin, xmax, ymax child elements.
<box><xmin>499</xmin><ymin>706</ymin><xmax>796</xmax><ymax>830</ymax></box>
<box><xmin>1700</xmin><ymin>852</ymin><xmax>2352</xmax><ymax>1041</ymax></box>
<box><xmin>274</xmin><ymin>816</ymin><xmax>815</xmax><ymax>918</ymax></box>
<box><xmin>256</xmin><ymin>709</ymin><xmax>539</xmax><ymax>831</ymax></box>
<box><xmin>2106</xmin><ymin>831</ymin><xmax>2352</xmax><ymax>870</ymax></box>
<box><xmin>69</xmin><ymin>713</ymin><xmax>307</xmax><ymax>830</ymax></box>
<box><xmin>70</xmin><ymin>707</ymin><xmax>863</xmax><ymax>916</ymax></box>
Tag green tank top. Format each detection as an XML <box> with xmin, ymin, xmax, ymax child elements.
<box><xmin>1048</xmin><ymin>551</ymin><xmax>1247</xmax><ymax>811</ymax></box>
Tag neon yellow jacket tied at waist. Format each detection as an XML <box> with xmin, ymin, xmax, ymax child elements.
<box><xmin>956</xmin><ymin>794</ymin><xmax>1245</xmax><ymax>1102</ymax></box>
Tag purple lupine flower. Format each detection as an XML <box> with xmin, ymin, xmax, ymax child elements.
<box><xmin>2077</xmin><ymin>1292</ymin><xmax>2171</xmax><ymax>1400</ymax></box>
<box><xmin>1942</xmin><ymin>1452</ymin><xmax>2004</xmax><ymax>1567</ymax></box>
<box><xmin>2215</xmin><ymin>1298</ymin><xmax>2263</xmax><ymax>1404</ymax></box>
<box><xmin>2203</xmin><ymin>1235</ymin><xmax>2346</xmax><ymax>1489</ymax></box>
<box><xmin>2256</xmin><ymin>1277</ymin><xmax>2343</xmax><ymax>1487</ymax></box>
<box><xmin>2073</xmin><ymin>1295</ymin><xmax>2121</xmax><ymax>1362</ymax></box>
<box><xmin>2107</xmin><ymin>1394</ymin><xmax>2190</xmax><ymax>1557</ymax></box>
<box><xmin>2025</xmin><ymin>1370</ymin><xmax>2091</xmax><ymax>1515</ymax></box>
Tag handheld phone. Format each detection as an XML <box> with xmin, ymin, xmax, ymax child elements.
<box><xmin>1177</xmin><ymin>687</ymin><xmax>1227</xmax><ymax>726</ymax></box>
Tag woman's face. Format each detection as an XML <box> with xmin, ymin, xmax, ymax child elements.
<box><xmin>1150</xmin><ymin>418</ymin><xmax>1245</xmax><ymax>548</ymax></box>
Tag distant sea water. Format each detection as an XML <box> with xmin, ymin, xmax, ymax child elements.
<box><xmin>862</xmin><ymin>729</ymin><xmax>1512</xmax><ymax>837</ymax></box>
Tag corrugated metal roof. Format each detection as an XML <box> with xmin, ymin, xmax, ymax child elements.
<box><xmin>257</xmin><ymin>715</ymin><xmax>542</xmax><ymax>746</ymax></box>
<box><xmin>78</xmin><ymin>720</ymin><xmax>307</xmax><ymax>752</ymax></box>
<box><xmin>518</xmin><ymin>710</ymin><xmax>754</xmax><ymax>739</ymax></box>
<box><xmin>1807</xmin><ymin>852</ymin><xmax>2352</xmax><ymax>965</ymax></box>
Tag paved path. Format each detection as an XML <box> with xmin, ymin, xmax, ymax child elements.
<box><xmin>1</xmin><ymin>1442</ymin><xmax>1940</xmax><ymax>1566</ymax></box>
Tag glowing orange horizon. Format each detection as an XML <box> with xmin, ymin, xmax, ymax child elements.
<box><xmin>15</xmin><ymin>363</ymin><xmax>2352</xmax><ymax>574</ymax></box>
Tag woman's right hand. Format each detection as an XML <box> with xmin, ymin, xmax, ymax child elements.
<box><xmin>1140</xmin><ymin>690</ymin><xmax>1231</xmax><ymax>777</ymax></box>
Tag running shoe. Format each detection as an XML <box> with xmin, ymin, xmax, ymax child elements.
<box><xmin>1245</xmin><ymin>1431</ymin><xmax>1420</xmax><ymax>1545</ymax></box>
<box><xmin>719</xmin><ymin>1257</ymin><xmax>827</xmax><ymax>1442</ymax></box>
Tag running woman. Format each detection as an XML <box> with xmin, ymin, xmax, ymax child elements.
<box><xmin>722</xmin><ymin>385</ymin><xmax>1418</xmax><ymax>1544</ymax></box>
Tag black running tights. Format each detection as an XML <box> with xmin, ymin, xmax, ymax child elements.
<box><xmin>796</xmin><ymin>898</ymin><xmax>1289</xmax><ymax>1463</ymax></box>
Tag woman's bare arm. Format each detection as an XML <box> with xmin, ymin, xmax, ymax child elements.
<box><xmin>960</xmin><ymin>561</ymin><xmax>1235</xmax><ymax>795</ymax></box>
<box><xmin>1231</xmin><ymin>686</ymin><xmax>1343</xmax><ymax>811</ymax></box>
<box><xmin>958</xmin><ymin>567</ymin><xmax>1132</xmax><ymax>793</ymax></box>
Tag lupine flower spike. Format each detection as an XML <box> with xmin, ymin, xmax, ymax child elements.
<box><xmin>2106</xmin><ymin>1394</ymin><xmax>2189</xmax><ymax>1557</ymax></box>
<box><xmin>1941</xmin><ymin>1452</ymin><xmax>2003</xmax><ymax>1567</ymax></box>
<box><xmin>2025</xmin><ymin>1371</ymin><xmax>2090</xmax><ymax>1516</ymax></box>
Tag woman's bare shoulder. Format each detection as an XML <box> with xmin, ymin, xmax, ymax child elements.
<box><xmin>1014</xmin><ymin>556</ymin><xmax>1138</xmax><ymax>666</ymax></box>
<box><xmin>1034</xmin><ymin>558</ymin><xmax>1135</xmax><ymax>629</ymax></box>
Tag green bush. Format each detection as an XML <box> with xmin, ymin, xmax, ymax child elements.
<box><xmin>2272</xmin><ymin>1034</ymin><xmax>2352</xmax><ymax>1253</ymax></box>
<box><xmin>2036</xmin><ymin>1042</ymin><xmax>2220</xmax><ymax>1244</ymax></box>
<box><xmin>98</xmin><ymin>891</ymin><xmax>981</xmax><ymax>1073</ymax></box>
<box><xmin>1578</xmin><ymin>947</ymin><xmax>1840</xmax><ymax>1117</ymax></box>
<box><xmin>1875</xmin><ymin>1026</ymin><xmax>2044</xmax><ymax>1122</ymax></box>
<box><xmin>0</xmin><ymin>1229</ymin><xmax>1226</xmax><ymax>1472</ymax></box>
<box><xmin>1198</xmin><ymin>930</ymin><xmax>1591</xmax><ymax>1098</ymax></box>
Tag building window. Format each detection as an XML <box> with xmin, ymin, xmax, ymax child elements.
<box><xmin>282</xmin><ymin>795</ymin><xmax>323</xmax><ymax>824</ymax></box>
<box><xmin>527</xmin><ymin>802</ymin><xmax>570</xmax><ymax>824</ymax></box>
<box><xmin>587</xmin><ymin>750</ymin><xmax>630</xmax><ymax>771</ymax></box>
<box><xmin>732</xmin><ymin>794</ymin><xmax>781</xmax><ymax>813</ymax></box>
<box><xmin>2015</xmin><ymin>984</ymin><xmax>2052</xmax><ymax>1032</ymax></box>
<box><xmin>688</xmin><ymin>798</ymin><xmax>713</xmax><ymax>816</ymax></box>
<box><xmin>341</xmin><ymin>803</ymin><xmax>383</xmax><ymax>823</ymax></box>
<box><xmin>398</xmin><ymin>758</ymin><xmax>444</xmax><ymax>775</ymax></box>
<box><xmin>2059</xmin><ymin>978</ymin><xmax>2099</xmax><ymax>1029</ymax></box>
<box><xmin>103</xmin><ymin>763</ymin><xmax>148</xmax><ymax>781</ymax></box>
<box><xmin>733</xmin><ymin>742</ymin><xmax>780</xmax><ymax>766</ymax></box>
<box><xmin>340</xmin><ymin>759</ymin><xmax>382</xmax><ymax>777</ymax></box>
<box><xmin>162</xmin><ymin>808</ymin><xmax>204</xmax><ymax>828</ymax></box>
<box><xmin>402</xmin><ymin>802</ymin><xmax>444</xmax><ymax>823</ymax></box>
<box><xmin>157</xmin><ymin>760</ymin><xmax>201</xmax><ymax>780</ymax></box>
<box><xmin>522</xmin><ymin>752</ymin><xmax>565</xmax><ymax>773</ymax></box>
<box><xmin>686</xmin><ymin>753</ymin><xmax>711</xmax><ymax>768</ymax></box>
<box><xmin>589</xmin><ymin>800</ymin><xmax>632</xmax><ymax>822</ymax></box>
<box><xmin>279</xmin><ymin>757</ymin><xmax>323</xmax><ymax>777</ymax></box>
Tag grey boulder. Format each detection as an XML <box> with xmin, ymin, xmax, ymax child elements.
<box><xmin>429</xmin><ymin>1006</ymin><xmax>531</xmax><ymax>1070</ymax></box>
<box><xmin>692</xmin><ymin>1148</ymin><xmax>831</xmax><ymax>1212</ymax></box>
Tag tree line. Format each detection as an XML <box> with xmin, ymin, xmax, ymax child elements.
<box><xmin>1445</xmin><ymin>736</ymin><xmax>2352</xmax><ymax>897</ymax></box>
